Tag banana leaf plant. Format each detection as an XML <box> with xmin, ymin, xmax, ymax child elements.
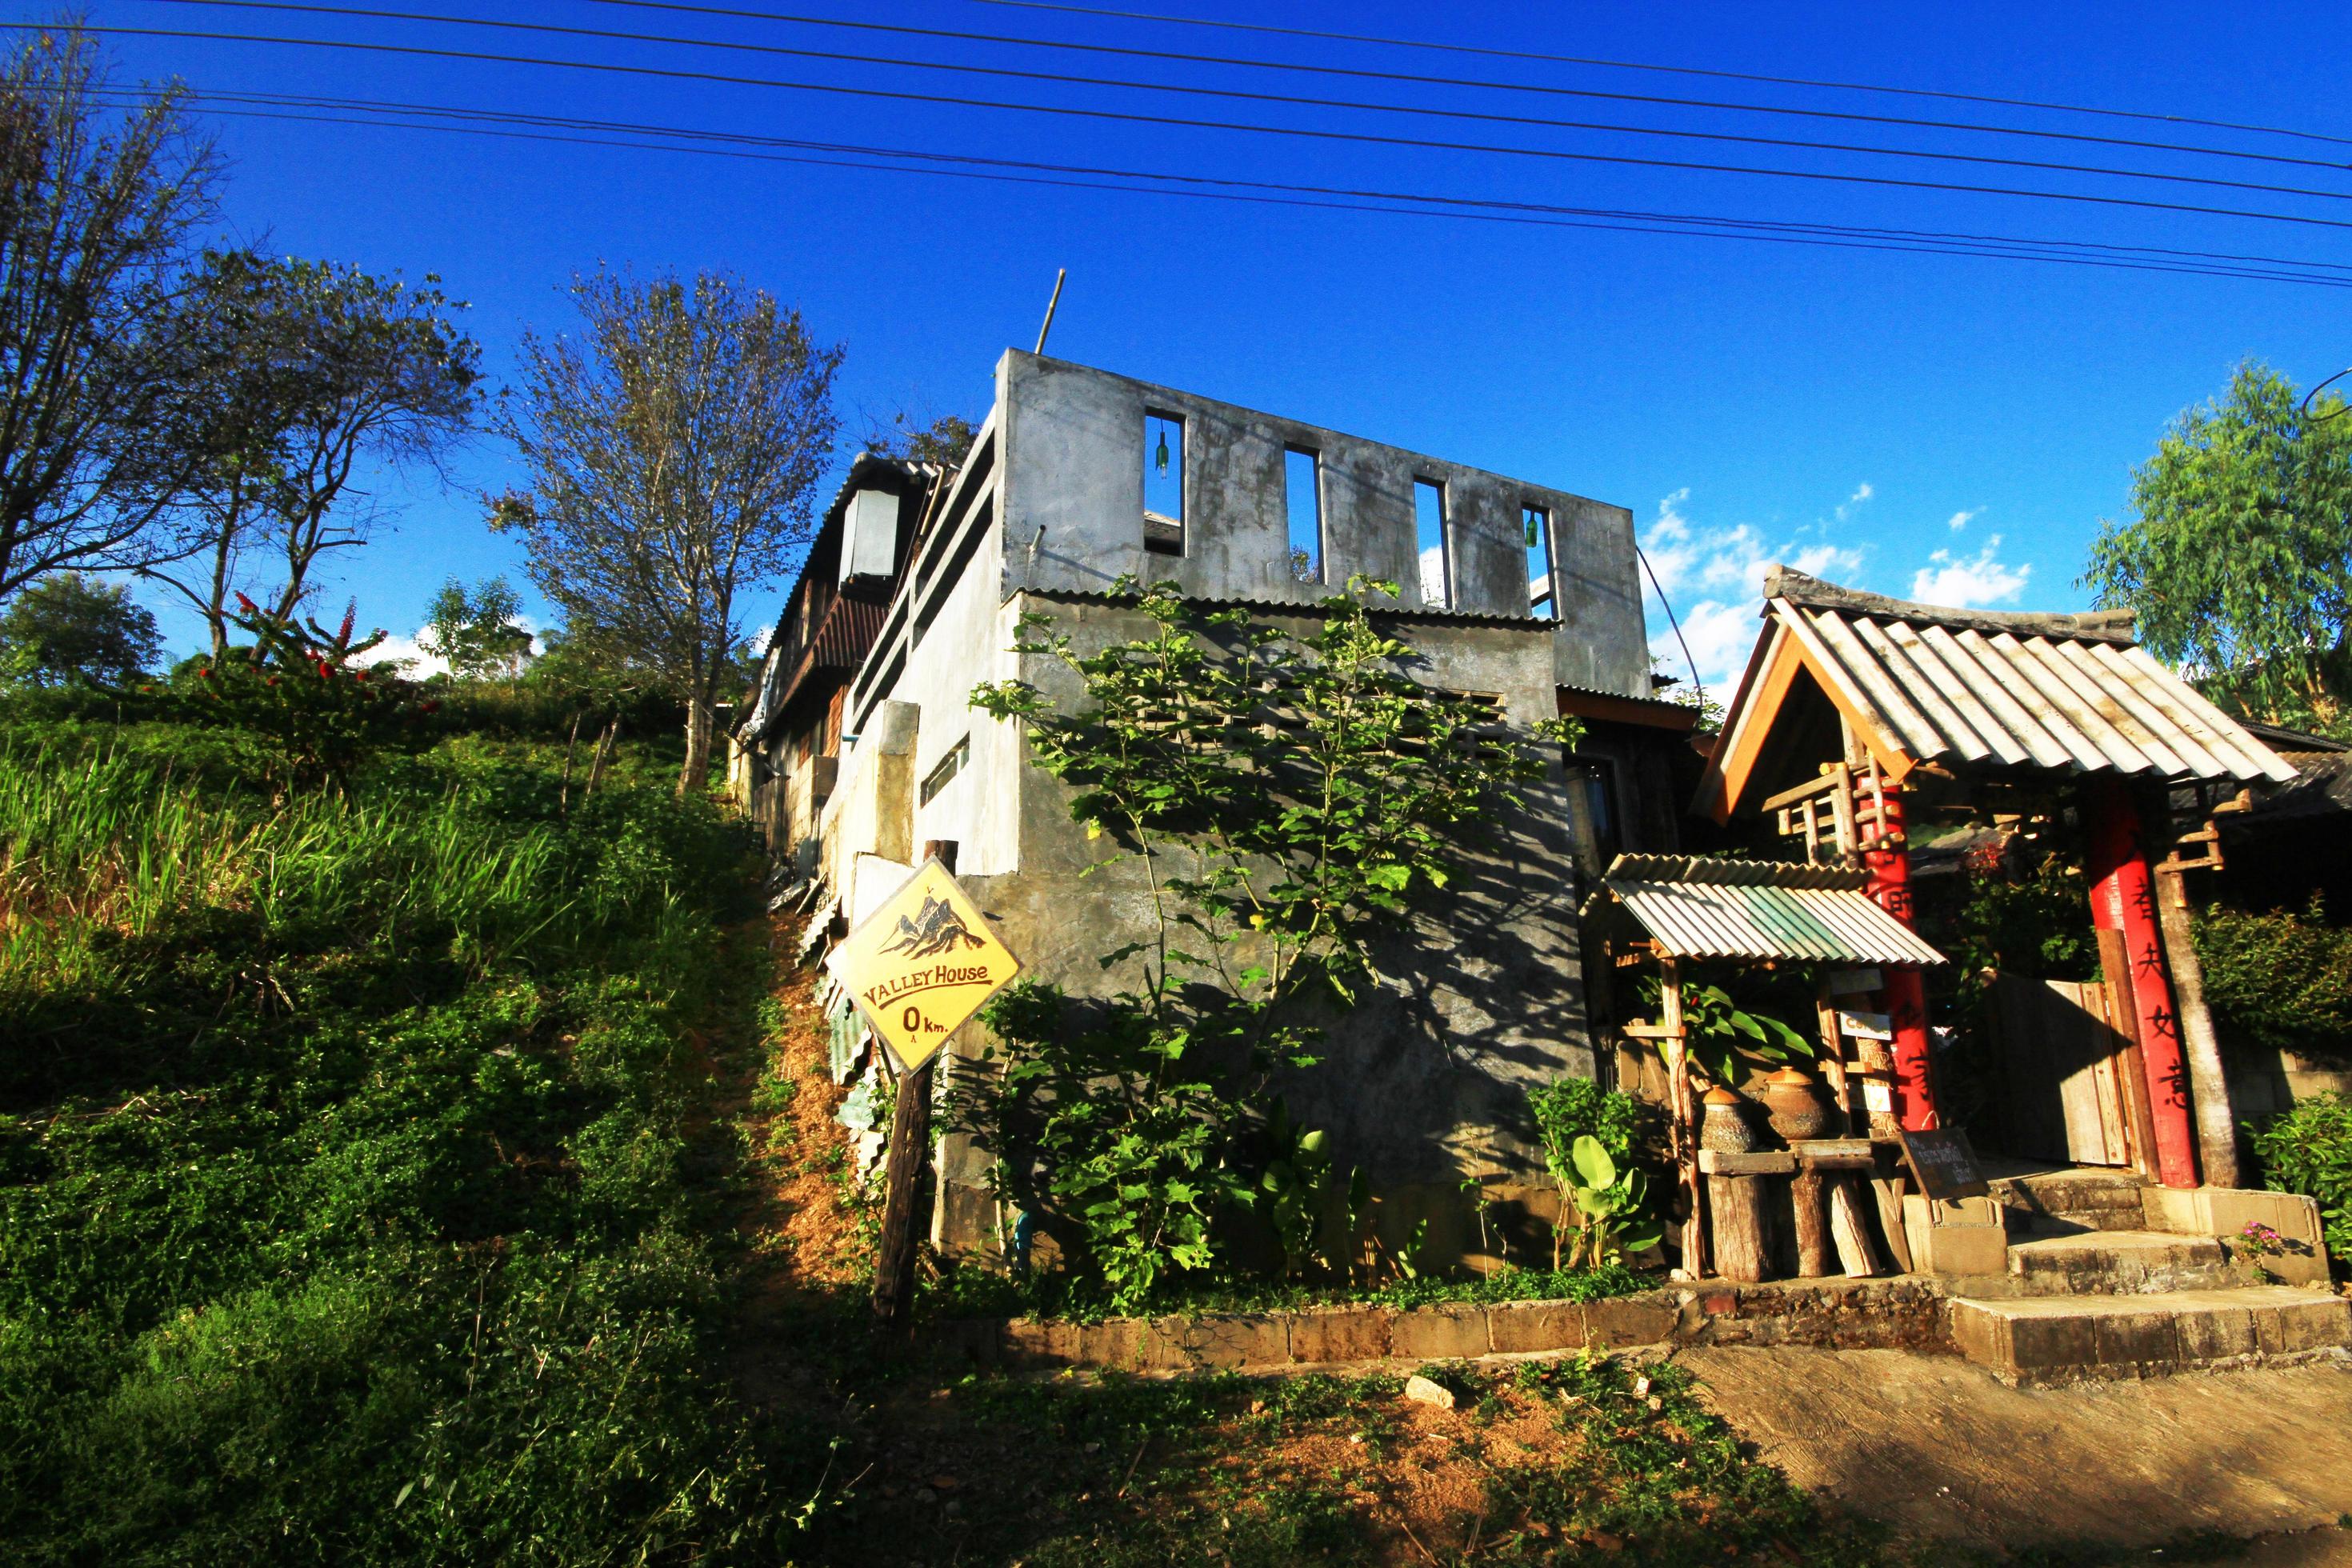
<box><xmin>1643</xmin><ymin>978</ymin><xmax>1815</xmax><ymax>1089</ymax></box>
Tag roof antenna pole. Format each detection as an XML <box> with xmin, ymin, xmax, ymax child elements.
<box><xmin>1033</xmin><ymin>267</ymin><xmax>1067</xmax><ymax>355</ymax></box>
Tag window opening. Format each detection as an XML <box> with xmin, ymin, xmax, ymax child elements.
<box><xmin>1143</xmin><ymin>410</ymin><xmax>1185</xmax><ymax>555</ymax></box>
<box><xmin>1567</xmin><ymin>754</ymin><xmax>1624</xmax><ymax>874</ymax></box>
<box><xmin>1526</xmin><ymin>505</ymin><xmax>1555</xmax><ymax>616</ymax></box>
<box><xmin>1414</xmin><ymin>478</ymin><xmax>1450</xmax><ymax>607</ymax></box>
<box><xmin>920</xmin><ymin>735</ymin><xmax>970</xmax><ymax>806</ymax></box>
<box><xmin>1285</xmin><ymin>447</ymin><xmax>1322</xmax><ymax>583</ymax></box>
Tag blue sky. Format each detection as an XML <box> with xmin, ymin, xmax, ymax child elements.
<box><xmin>66</xmin><ymin>0</ymin><xmax>2352</xmax><ymax>693</ymax></box>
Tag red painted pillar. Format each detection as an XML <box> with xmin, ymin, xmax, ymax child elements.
<box><xmin>2082</xmin><ymin>778</ymin><xmax>2199</xmax><ymax>1189</ymax></box>
<box><xmin>1858</xmin><ymin>782</ymin><xmax>1939</xmax><ymax>1131</ymax></box>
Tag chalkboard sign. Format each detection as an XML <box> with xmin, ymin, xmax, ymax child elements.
<box><xmin>1896</xmin><ymin>1127</ymin><xmax>1990</xmax><ymax>1201</ymax></box>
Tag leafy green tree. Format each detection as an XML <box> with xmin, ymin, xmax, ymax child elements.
<box><xmin>492</xmin><ymin>267</ymin><xmax>842</xmax><ymax>794</ymax></box>
<box><xmin>0</xmin><ymin>570</ymin><xmax>160</xmax><ymax>686</ymax></box>
<box><xmin>954</xmin><ymin>577</ymin><xmax>1578</xmax><ymax>1309</ymax></box>
<box><xmin>142</xmin><ymin>250</ymin><xmax>479</xmax><ymax>646</ymax></box>
<box><xmin>0</xmin><ymin>25</ymin><xmax>222</xmax><ymax>600</ymax></box>
<box><xmin>420</xmin><ymin>575</ymin><xmax>534</xmax><ymax>680</ymax></box>
<box><xmin>2086</xmin><ymin>361</ymin><xmax>2352</xmax><ymax>736</ymax></box>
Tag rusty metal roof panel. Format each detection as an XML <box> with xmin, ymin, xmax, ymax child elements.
<box><xmin>1763</xmin><ymin>598</ymin><xmax>2296</xmax><ymax>786</ymax></box>
<box><xmin>1593</xmin><ymin>857</ymin><xmax>1948</xmax><ymax>966</ymax></box>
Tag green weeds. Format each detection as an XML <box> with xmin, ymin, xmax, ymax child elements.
<box><xmin>0</xmin><ymin>726</ymin><xmax>820</xmax><ymax>1565</ymax></box>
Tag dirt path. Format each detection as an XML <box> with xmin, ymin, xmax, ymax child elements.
<box><xmin>1679</xmin><ymin>1346</ymin><xmax>2352</xmax><ymax>1557</ymax></box>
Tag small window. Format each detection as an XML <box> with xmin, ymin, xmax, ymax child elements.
<box><xmin>1525</xmin><ymin>506</ymin><xmax>1555</xmax><ymax>616</ymax></box>
<box><xmin>1143</xmin><ymin>410</ymin><xmax>1185</xmax><ymax>555</ymax></box>
<box><xmin>1285</xmin><ymin>448</ymin><xmax>1322</xmax><ymax>584</ymax></box>
<box><xmin>920</xmin><ymin>735</ymin><xmax>970</xmax><ymax>806</ymax></box>
<box><xmin>1566</xmin><ymin>754</ymin><xmax>1623</xmax><ymax>874</ymax></box>
<box><xmin>1414</xmin><ymin>478</ymin><xmax>1450</xmax><ymax>607</ymax></box>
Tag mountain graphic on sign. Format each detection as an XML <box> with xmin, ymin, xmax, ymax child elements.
<box><xmin>877</xmin><ymin>893</ymin><xmax>988</xmax><ymax>960</ymax></box>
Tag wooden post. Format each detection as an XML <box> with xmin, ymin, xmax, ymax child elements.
<box><xmin>1790</xmin><ymin>1166</ymin><xmax>1830</xmax><ymax>1278</ymax></box>
<box><xmin>2154</xmin><ymin>865</ymin><xmax>2241</xmax><ymax>1189</ymax></box>
<box><xmin>1659</xmin><ymin>958</ymin><xmax>1706</xmax><ymax>1279</ymax></box>
<box><xmin>1826</xmin><ymin>1176</ymin><xmax>1887</xmax><ymax>1276</ymax></box>
<box><xmin>870</xmin><ymin>840</ymin><xmax>958</xmax><ymax>1330</ymax></box>
<box><xmin>1814</xmin><ymin>979</ymin><xmax>1851</xmax><ymax>1136</ymax></box>
<box><xmin>1706</xmin><ymin>1174</ymin><xmax>1767</xmax><ymax>1283</ymax></box>
<box><xmin>2083</xmin><ymin>779</ymin><xmax>2198</xmax><ymax>1189</ymax></box>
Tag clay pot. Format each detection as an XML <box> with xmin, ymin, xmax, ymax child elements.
<box><xmin>1698</xmin><ymin>1085</ymin><xmax>1758</xmax><ymax>1154</ymax></box>
<box><xmin>1761</xmin><ymin>1066</ymin><xmax>1832</xmax><ymax>1143</ymax></box>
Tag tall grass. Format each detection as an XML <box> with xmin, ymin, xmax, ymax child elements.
<box><xmin>0</xmin><ymin>750</ymin><xmax>574</xmax><ymax>978</ymax></box>
<box><xmin>0</xmin><ymin>732</ymin><xmax>802</xmax><ymax>1566</ymax></box>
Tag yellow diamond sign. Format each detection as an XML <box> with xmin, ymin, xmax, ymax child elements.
<box><xmin>826</xmin><ymin>858</ymin><xmax>1021</xmax><ymax>1075</ymax></box>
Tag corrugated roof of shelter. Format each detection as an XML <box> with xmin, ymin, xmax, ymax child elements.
<box><xmin>1755</xmin><ymin>567</ymin><xmax>2297</xmax><ymax>786</ymax></box>
<box><xmin>2234</xmin><ymin>751</ymin><xmax>2352</xmax><ymax>825</ymax></box>
<box><xmin>1582</xmin><ymin>853</ymin><xmax>1948</xmax><ymax>966</ymax></box>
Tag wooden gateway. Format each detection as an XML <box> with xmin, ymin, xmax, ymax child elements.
<box><xmin>1688</xmin><ymin>566</ymin><xmax>2297</xmax><ymax>1193</ymax></box>
<box><xmin>1581</xmin><ymin>854</ymin><xmax>1950</xmax><ymax>1283</ymax></box>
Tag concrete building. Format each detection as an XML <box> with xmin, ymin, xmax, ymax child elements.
<box><xmin>738</xmin><ymin>350</ymin><xmax>1691</xmax><ymax>1262</ymax></box>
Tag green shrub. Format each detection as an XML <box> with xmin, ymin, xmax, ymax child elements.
<box><xmin>2196</xmin><ymin>896</ymin><xmax>2352</xmax><ymax>1058</ymax></box>
<box><xmin>2249</xmin><ymin>1092</ymin><xmax>2352</xmax><ymax>1267</ymax></box>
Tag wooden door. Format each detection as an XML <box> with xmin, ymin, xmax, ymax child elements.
<box><xmin>1986</xmin><ymin>974</ymin><xmax>2139</xmax><ymax>1167</ymax></box>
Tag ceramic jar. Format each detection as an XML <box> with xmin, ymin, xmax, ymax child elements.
<box><xmin>1698</xmin><ymin>1085</ymin><xmax>1758</xmax><ymax>1154</ymax></box>
<box><xmin>1761</xmin><ymin>1066</ymin><xmax>1832</xmax><ymax>1142</ymax></box>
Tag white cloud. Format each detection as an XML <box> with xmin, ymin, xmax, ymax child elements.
<box><xmin>1653</xmin><ymin>598</ymin><xmax>1766</xmax><ymax>702</ymax></box>
<box><xmin>370</xmin><ymin>629</ymin><xmax>447</xmax><ymax>678</ymax></box>
<box><xmin>1911</xmin><ymin>535</ymin><xmax>2030</xmax><ymax>608</ymax></box>
<box><xmin>1834</xmin><ymin>482</ymin><xmax>1874</xmax><ymax>522</ymax></box>
<box><xmin>1418</xmin><ymin>545</ymin><xmax>1447</xmax><ymax>604</ymax></box>
<box><xmin>1947</xmin><ymin>508</ymin><xmax>1980</xmax><ymax>532</ymax></box>
<box><xmin>1636</xmin><ymin>487</ymin><xmax>1868</xmax><ymax>694</ymax></box>
<box><xmin>366</xmin><ymin>615</ymin><xmax>542</xmax><ymax>678</ymax></box>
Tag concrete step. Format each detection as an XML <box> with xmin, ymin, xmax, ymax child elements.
<box><xmin>2006</xmin><ymin>1230</ymin><xmax>2238</xmax><ymax>1295</ymax></box>
<box><xmin>1949</xmin><ymin>1286</ymin><xmax>2352</xmax><ymax>1385</ymax></box>
<box><xmin>1991</xmin><ymin>1169</ymin><xmax>2151</xmax><ymax>1234</ymax></box>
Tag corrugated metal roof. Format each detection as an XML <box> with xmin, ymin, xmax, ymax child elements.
<box><xmin>1586</xmin><ymin>854</ymin><xmax>1947</xmax><ymax>966</ymax></box>
<box><xmin>1762</xmin><ymin>573</ymin><xmax>2296</xmax><ymax>786</ymax></box>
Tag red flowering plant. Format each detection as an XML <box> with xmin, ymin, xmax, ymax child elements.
<box><xmin>178</xmin><ymin>594</ymin><xmax>439</xmax><ymax>786</ymax></box>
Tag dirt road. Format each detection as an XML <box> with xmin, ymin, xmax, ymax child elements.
<box><xmin>1680</xmin><ymin>1346</ymin><xmax>2352</xmax><ymax>1560</ymax></box>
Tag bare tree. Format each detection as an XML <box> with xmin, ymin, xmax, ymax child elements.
<box><xmin>0</xmin><ymin>23</ymin><xmax>220</xmax><ymax>600</ymax></box>
<box><xmin>493</xmin><ymin>268</ymin><xmax>841</xmax><ymax>793</ymax></box>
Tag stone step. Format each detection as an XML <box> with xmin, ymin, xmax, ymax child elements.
<box><xmin>1949</xmin><ymin>1286</ymin><xmax>2352</xmax><ymax>1385</ymax></box>
<box><xmin>2006</xmin><ymin>1230</ymin><xmax>2238</xmax><ymax>1295</ymax></box>
<box><xmin>1991</xmin><ymin>1169</ymin><xmax>2151</xmax><ymax>1234</ymax></box>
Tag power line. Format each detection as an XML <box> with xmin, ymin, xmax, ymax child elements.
<box><xmin>142</xmin><ymin>0</ymin><xmax>2352</xmax><ymax>208</ymax></box>
<box><xmin>543</xmin><ymin>0</ymin><xmax>2352</xmax><ymax>179</ymax></box>
<box><xmin>82</xmin><ymin>24</ymin><xmax>2352</xmax><ymax>234</ymax></box>
<box><xmin>85</xmin><ymin>82</ymin><xmax>2352</xmax><ymax>288</ymax></box>
<box><xmin>970</xmin><ymin>0</ymin><xmax>2352</xmax><ymax>153</ymax></box>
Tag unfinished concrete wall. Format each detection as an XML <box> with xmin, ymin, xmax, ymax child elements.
<box><xmin>816</xmin><ymin>699</ymin><xmax>918</xmax><ymax>896</ymax></box>
<box><xmin>812</xmin><ymin>353</ymin><xmax>1651</xmax><ymax>1266</ymax></box>
<box><xmin>932</xmin><ymin>595</ymin><xmax>1591</xmax><ymax>1262</ymax></box>
<box><xmin>994</xmin><ymin>351</ymin><xmax>1649</xmax><ymax>700</ymax></box>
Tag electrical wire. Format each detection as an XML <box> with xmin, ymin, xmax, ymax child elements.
<box><xmin>453</xmin><ymin>0</ymin><xmax>2352</xmax><ymax>178</ymax></box>
<box><xmin>142</xmin><ymin>0</ymin><xmax>2352</xmax><ymax>208</ymax></box>
<box><xmin>970</xmin><ymin>0</ymin><xmax>2352</xmax><ymax>153</ymax></box>
<box><xmin>82</xmin><ymin>23</ymin><xmax>2352</xmax><ymax>234</ymax></box>
<box><xmin>1636</xmin><ymin>542</ymin><xmax>1706</xmax><ymax>710</ymax></box>
<box><xmin>84</xmin><ymin>82</ymin><xmax>2352</xmax><ymax>288</ymax></box>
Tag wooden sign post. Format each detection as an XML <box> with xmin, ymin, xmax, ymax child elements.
<box><xmin>826</xmin><ymin>842</ymin><xmax>1022</xmax><ymax>1330</ymax></box>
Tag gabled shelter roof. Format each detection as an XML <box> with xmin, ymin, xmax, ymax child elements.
<box><xmin>1694</xmin><ymin>569</ymin><xmax>2297</xmax><ymax>821</ymax></box>
<box><xmin>1579</xmin><ymin>853</ymin><xmax>1947</xmax><ymax>966</ymax></box>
